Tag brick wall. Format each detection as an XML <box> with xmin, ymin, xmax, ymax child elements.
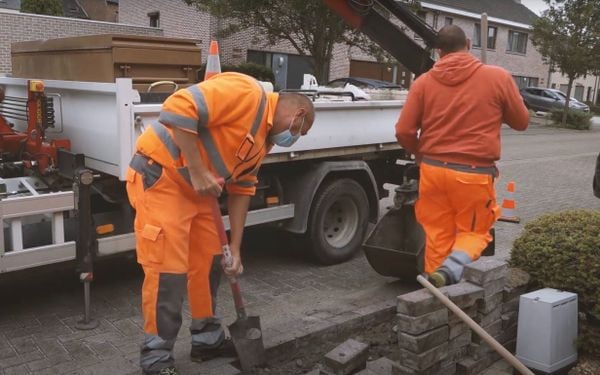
<box><xmin>118</xmin><ymin>0</ymin><xmax>211</xmax><ymax>61</ymax></box>
<box><xmin>0</xmin><ymin>12</ymin><xmax>161</xmax><ymax>74</ymax></box>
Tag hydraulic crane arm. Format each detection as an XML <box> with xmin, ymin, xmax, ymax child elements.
<box><xmin>323</xmin><ymin>0</ymin><xmax>438</xmax><ymax>76</ymax></box>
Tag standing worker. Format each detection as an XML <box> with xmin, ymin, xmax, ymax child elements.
<box><xmin>395</xmin><ymin>25</ymin><xmax>529</xmax><ymax>287</ymax></box>
<box><xmin>126</xmin><ymin>72</ymin><xmax>315</xmax><ymax>375</ymax></box>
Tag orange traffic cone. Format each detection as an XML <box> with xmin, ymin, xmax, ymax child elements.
<box><xmin>204</xmin><ymin>40</ymin><xmax>221</xmax><ymax>80</ymax></box>
<box><xmin>498</xmin><ymin>181</ymin><xmax>521</xmax><ymax>223</ymax></box>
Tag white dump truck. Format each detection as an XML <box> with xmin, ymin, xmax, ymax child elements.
<box><xmin>0</xmin><ymin>75</ymin><xmax>412</xmax><ymax>275</ymax></box>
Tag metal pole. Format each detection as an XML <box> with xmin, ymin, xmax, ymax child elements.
<box><xmin>480</xmin><ymin>13</ymin><xmax>488</xmax><ymax>64</ymax></box>
<box><xmin>417</xmin><ymin>276</ymin><xmax>535</xmax><ymax>375</ymax></box>
<box><xmin>75</xmin><ymin>168</ymin><xmax>99</xmax><ymax>330</ymax></box>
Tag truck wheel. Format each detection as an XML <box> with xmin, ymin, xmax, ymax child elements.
<box><xmin>307</xmin><ymin>178</ymin><xmax>369</xmax><ymax>265</ymax></box>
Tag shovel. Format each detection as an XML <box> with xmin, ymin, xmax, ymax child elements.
<box><xmin>209</xmin><ymin>184</ymin><xmax>266</xmax><ymax>371</ymax></box>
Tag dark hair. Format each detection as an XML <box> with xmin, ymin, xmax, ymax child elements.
<box><xmin>435</xmin><ymin>25</ymin><xmax>468</xmax><ymax>54</ymax></box>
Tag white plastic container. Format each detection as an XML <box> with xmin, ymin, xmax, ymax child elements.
<box><xmin>516</xmin><ymin>288</ymin><xmax>578</xmax><ymax>373</ymax></box>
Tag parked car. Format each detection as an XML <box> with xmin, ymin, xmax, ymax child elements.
<box><xmin>520</xmin><ymin>87</ymin><xmax>590</xmax><ymax>113</ymax></box>
<box><xmin>326</xmin><ymin>77</ymin><xmax>404</xmax><ymax>89</ymax></box>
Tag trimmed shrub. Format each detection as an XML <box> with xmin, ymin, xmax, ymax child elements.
<box><xmin>585</xmin><ymin>101</ymin><xmax>600</xmax><ymax>116</ymax></box>
<box><xmin>550</xmin><ymin>108</ymin><xmax>592</xmax><ymax>130</ymax></box>
<box><xmin>510</xmin><ymin>210</ymin><xmax>600</xmax><ymax>356</ymax></box>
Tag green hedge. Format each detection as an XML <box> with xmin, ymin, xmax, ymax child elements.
<box><xmin>585</xmin><ymin>101</ymin><xmax>600</xmax><ymax>116</ymax></box>
<box><xmin>197</xmin><ymin>62</ymin><xmax>275</xmax><ymax>83</ymax></box>
<box><xmin>550</xmin><ymin>108</ymin><xmax>593</xmax><ymax>130</ymax></box>
<box><xmin>510</xmin><ymin>210</ymin><xmax>600</xmax><ymax>356</ymax></box>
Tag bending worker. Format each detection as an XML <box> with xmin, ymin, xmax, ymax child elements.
<box><xmin>126</xmin><ymin>72</ymin><xmax>315</xmax><ymax>375</ymax></box>
<box><xmin>395</xmin><ymin>25</ymin><xmax>529</xmax><ymax>287</ymax></box>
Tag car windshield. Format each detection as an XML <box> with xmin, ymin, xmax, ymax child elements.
<box><xmin>552</xmin><ymin>91</ymin><xmax>578</xmax><ymax>101</ymax></box>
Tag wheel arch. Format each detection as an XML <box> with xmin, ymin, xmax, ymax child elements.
<box><xmin>280</xmin><ymin>161</ymin><xmax>379</xmax><ymax>234</ymax></box>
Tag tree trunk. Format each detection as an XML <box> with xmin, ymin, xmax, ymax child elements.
<box><xmin>562</xmin><ymin>76</ymin><xmax>574</xmax><ymax>127</ymax></box>
<box><xmin>310</xmin><ymin>51</ymin><xmax>331</xmax><ymax>85</ymax></box>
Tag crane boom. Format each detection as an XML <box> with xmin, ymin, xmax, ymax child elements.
<box><xmin>323</xmin><ymin>0</ymin><xmax>438</xmax><ymax>76</ymax></box>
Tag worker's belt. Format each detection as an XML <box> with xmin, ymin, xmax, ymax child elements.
<box><xmin>129</xmin><ymin>153</ymin><xmax>192</xmax><ymax>185</ymax></box>
<box><xmin>422</xmin><ymin>158</ymin><xmax>498</xmax><ymax>177</ymax></box>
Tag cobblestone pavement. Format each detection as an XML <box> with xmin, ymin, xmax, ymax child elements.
<box><xmin>0</xmin><ymin>121</ymin><xmax>598</xmax><ymax>374</ymax></box>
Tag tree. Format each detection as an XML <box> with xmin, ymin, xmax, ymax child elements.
<box><xmin>183</xmin><ymin>0</ymin><xmax>388</xmax><ymax>83</ymax></box>
<box><xmin>21</xmin><ymin>0</ymin><xmax>64</xmax><ymax>16</ymax></box>
<box><xmin>532</xmin><ymin>0</ymin><xmax>600</xmax><ymax>126</ymax></box>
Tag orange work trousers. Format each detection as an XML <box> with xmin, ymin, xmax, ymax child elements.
<box><xmin>126</xmin><ymin>154</ymin><xmax>223</xmax><ymax>372</ymax></box>
<box><xmin>416</xmin><ymin>160</ymin><xmax>500</xmax><ymax>274</ymax></box>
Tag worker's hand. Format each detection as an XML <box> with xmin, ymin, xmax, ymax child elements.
<box><xmin>191</xmin><ymin>169</ymin><xmax>222</xmax><ymax>197</ymax></box>
<box><xmin>223</xmin><ymin>252</ymin><xmax>244</xmax><ymax>277</ymax></box>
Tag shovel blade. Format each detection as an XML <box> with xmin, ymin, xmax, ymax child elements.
<box><xmin>228</xmin><ymin>316</ymin><xmax>266</xmax><ymax>371</ymax></box>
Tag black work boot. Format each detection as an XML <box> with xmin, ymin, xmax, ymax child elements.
<box><xmin>190</xmin><ymin>338</ymin><xmax>237</xmax><ymax>362</ymax></box>
<box><xmin>142</xmin><ymin>366</ymin><xmax>180</xmax><ymax>375</ymax></box>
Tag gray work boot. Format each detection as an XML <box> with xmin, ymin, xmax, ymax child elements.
<box><xmin>142</xmin><ymin>366</ymin><xmax>180</xmax><ymax>375</ymax></box>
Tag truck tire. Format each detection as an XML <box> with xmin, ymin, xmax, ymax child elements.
<box><xmin>307</xmin><ymin>178</ymin><xmax>369</xmax><ymax>265</ymax></box>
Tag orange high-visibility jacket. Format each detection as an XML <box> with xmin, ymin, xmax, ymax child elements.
<box><xmin>135</xmin><ymin>72</ymin><xmax>278</xmax><ymax>196</ymax></box>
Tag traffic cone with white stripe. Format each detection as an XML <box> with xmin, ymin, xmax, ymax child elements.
<box><xmin>498</xmin><ymin>181</ymin><xmax>521</xmax><ymax>223</ymax></box>
<box><xmin>204</xmin><ymin>40</ymin><xmax>222</xmax><ymax>80</ymax></box>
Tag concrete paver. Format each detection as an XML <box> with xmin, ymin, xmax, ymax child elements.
<box><xmin>0</xmin><ymin>122</ymin><xmax>599</xmax><ymax>374</ymax></box>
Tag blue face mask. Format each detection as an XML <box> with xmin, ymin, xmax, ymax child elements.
<box><xmin>270</xmin><ymin>114</ymin><xmax>305</xmax><ymax>147</ymax></box>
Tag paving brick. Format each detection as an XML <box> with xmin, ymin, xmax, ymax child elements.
<box><xmin>481</xmin><ymin>279</ymin><xmax>506</xmax><ymax>299</ymax></box>
<box><xmin>472</xmin><ymin>319</ymin><xmax>503</xmax><ymax>345</ymax></box>
<box><xmin>449</xmin><ymin>323</ymin><xmax>469</xmax><ymax>340</ymax></box>
<box><xmin>392</xmin><ymin>362</ymin><xmax>441</xmax><ymax>375</ymax></box>
<box><xmin>449</xmin><ymin>305</ymin><xmax>477</xmax><ymax>326</ymax></box>
<box><xmin>0</xmin><ymin>348</ymin><xmax>17</xmax><ymax>361</ymax></box>
<box><xmin>456</xmin><ymin>353</ymin><xmax>501</xmax><ymax>375</ymax></box>
<box><xmin>397</xmin><ymin>289</ymin><xmax>448</xmax><ymax>317</ymax></box>
<box><xmin>399</xmin><ymin>342</ymin><xmax>448</xmax><ymax>371</ymax></box>
<box><xmin>475</xmin><ymin>306</ymin><xmax>502</xmax><ymax>328</ymax></box>
<box><xmin>441</xmin><ymin>346</ymin><xmax>469</xmax><ymax>368</ymax></box>
<box><xmin>0</xmin><ymin>350</ymin><xmax>44</xmax><ymax>369</ymax></box>
<box><xmin>449</xmin><ymin>330</ymin><xmax>472</xmax><ymax>351</ymax></box>
<box><xmin>366</xmin><ymin>357</ymin><xmax>400</xmax><ymax>375</ymax></box>
<box><xmin>463</xmin><ymin>259</ymin><xmax>508</xmax><ymax>286</ymax></box>
<box><xmin>501</xmin><ymin>312</ymin><xmax>518</xmax><ymax>330</ymax></box>
<box><xmin>477</xmin><ymin>292</ymin><xmax>503</xmax><ymax>314</ymax></box>
<box><xmin>438</xmin><ymin>362</ymin><xmax>457</xmax><ymax>375</ymax></box>
<box><xmin>468</xmin><ymin>342</ymin><xmax>494</xmax><ymax>360</ymax></box>
<box><xmin>4</xmin><ymin>364</ymin><xmax>31</xmax><ymax>375</ymax></box>
<box><xmin>494</xmin><ymin>324</ymin><xmax>518</xmax><ymax>346</ymax></box>
<box><xmin>440</xmin><ymin>283</ymin><xmax>483</xmax><ymax>309</ymax></box>
<box><xmin>397</xmin><ymin>309</ymin><xmax>448</xmax><ymax>336</ymax></box>
<box><xmin>35</xmin><ymin>339</ymin><xmax>67</xmax><ymax>358</ymax></box>
<box><xmin>204</xmin><ymin>363</ymin><xmax>242</xmax><ymax>375</ymax></box>
<box><xmin>323</xmin><ymin>339</ymin><xmax>369</xmax><ymax>375</ymax></box>
<box><xmin>26</xmin><ymin>353</ymin><xmax>71</xmax><ymax>372</ymax></box>
<box><xmin>501</xmin><ymin>298</ymin><xmax>519</xmax><ymax>314</ymax></box>
<box><xmin>9</xmin><ymin>336</ymin><xmax>38</xmax><ymax>354</ymax></box>
<box><xmin>398</xmin><ymin>326</ymin><xmax>448</xmax><ymax>354</ymax></box>
<box><xmin>79</xmin><ymin>355</ymin><xmax>137</xmax><ymax>375</ymax></box>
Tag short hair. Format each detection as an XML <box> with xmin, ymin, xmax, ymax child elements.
<box><xmin>435</xmin><ymin>25</ymin><xmax>468</xmax><ymax>54</ymax></box>
<box><xmin>278</xmin><ymin>93</ymin><xmax>315</xmax><ymax>124</ymax></box>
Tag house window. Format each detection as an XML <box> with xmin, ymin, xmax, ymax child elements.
<box><xmin>513</xmin><ymin>76</ymin><xmax>539</xmax><ymax>89</ymax></box>
<box><xmin>148</xmin><ymin>11</ymin><xmax>160</xmax><ymax>28</ymax></box>
<box><xmin>507</xmin><ymin>30</ymin><xmax>528</xmax><ymax>54</ymax></box>
<box><xmin>473</xmin><ymin>24</ymin><xmax>497</xmax><ymax>49</ymax></box>
<box><xmin>444</xmin><ymin>17</ymin><xmax>453</xmax><ymax>26</ymax></box>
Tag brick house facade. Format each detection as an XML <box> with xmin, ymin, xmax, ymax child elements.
<box><xmin>117</xmin><ymin>0</ymin><xmax>555</xmax><ymax>91</ymax></box>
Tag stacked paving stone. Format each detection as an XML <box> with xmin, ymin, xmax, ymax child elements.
<box><xmin>395</xmin><ymin>259</ymin><xmax>528</xmax><ymax>375</ymax></box>
<box><xmin>456</xmin><ymin>259</ymin><xmax>508</xmax><ymax>374</ymax></box>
